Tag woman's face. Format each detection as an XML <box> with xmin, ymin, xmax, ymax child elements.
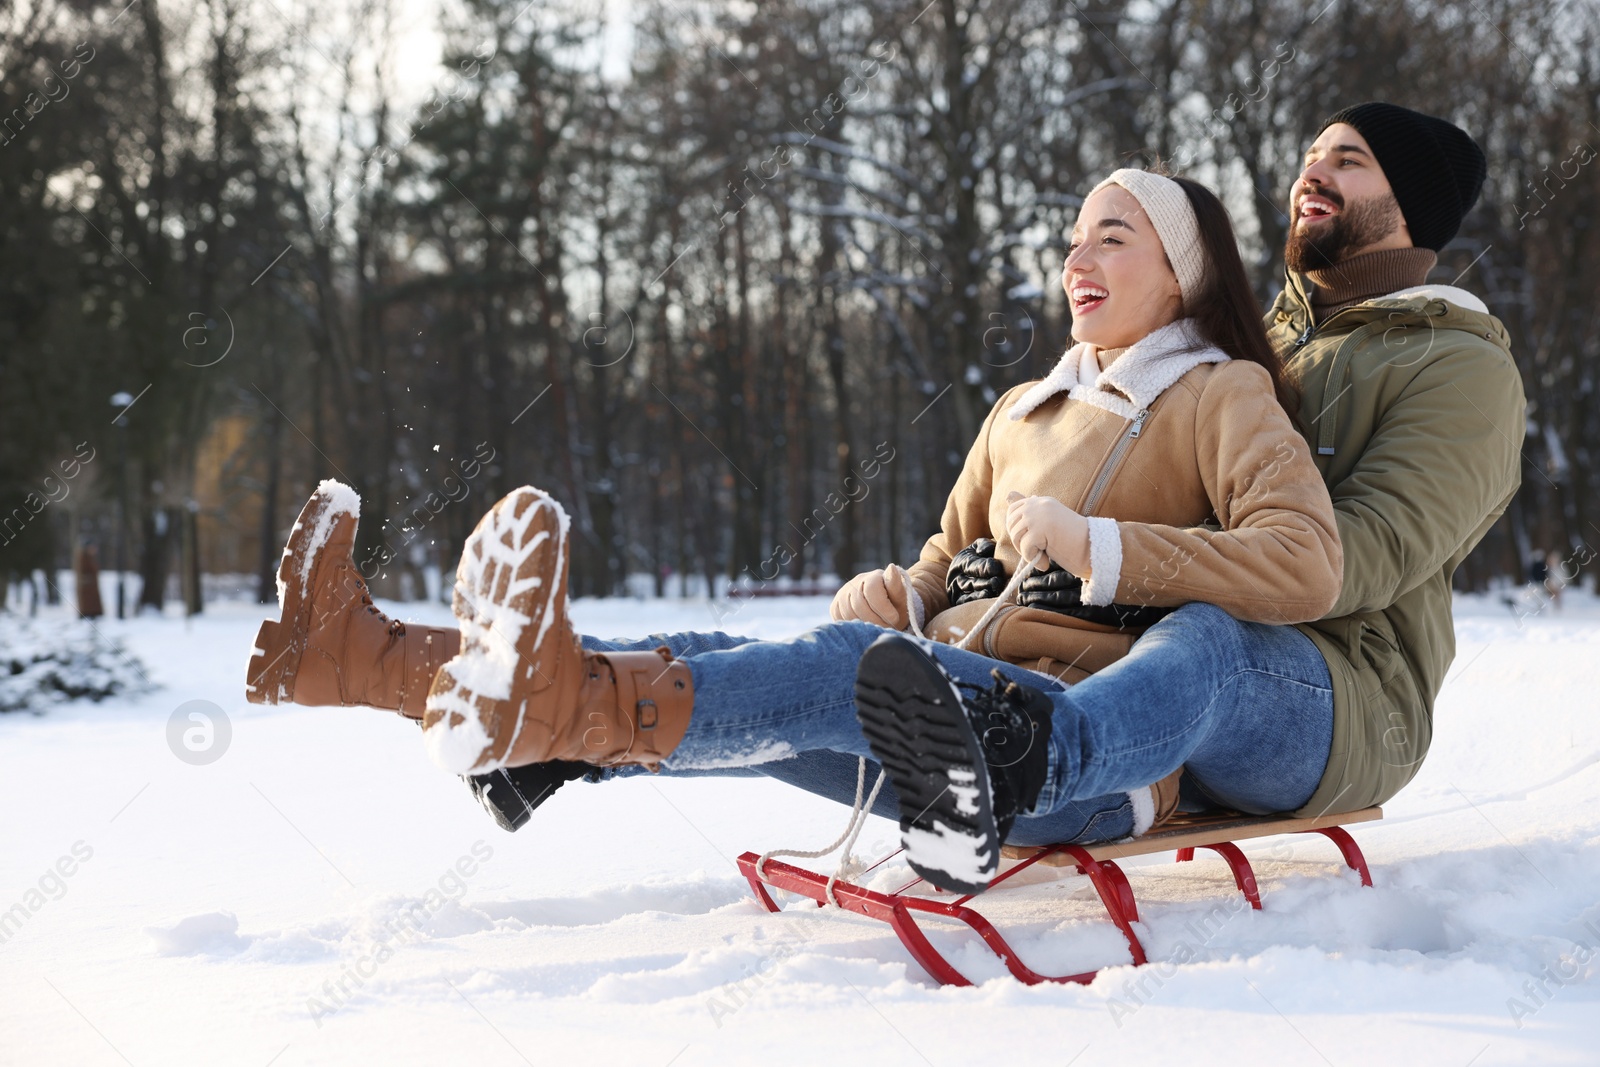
<box><xmin>1062</xmin><ymin>184</ymin><xmax>1184</xmax><ymax>349</ymax></box>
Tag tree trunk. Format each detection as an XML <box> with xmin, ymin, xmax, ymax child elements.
<box><xmin>137</xmin><ymin>506</ymin><xmax>176</xmax><ymax>613</ymax></box>
<box><xmin>256</xmin><ymin>402</ymin><xmax>284</xmax><ymax>604</ymax></box>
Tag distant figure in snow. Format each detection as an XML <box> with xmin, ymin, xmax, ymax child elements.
<box><xmin>73</xmin><ymin>540</ymin><xmax>103</xmax><ymax>620</ymax></box>
<box><xmin>1541</xmin><ymin>550</ymin><xmax>1565</xmax><ymax>611</ymax></box>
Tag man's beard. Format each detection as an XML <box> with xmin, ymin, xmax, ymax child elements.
<box><xmin>1284</xmin><ymin>191</ymin><xmax>1404</xmax><ymax>271</ymax></box>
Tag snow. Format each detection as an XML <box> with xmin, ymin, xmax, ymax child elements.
<box><xmin>146</xmin><ymin>911</ymin><xmax>253</xmax><ymax>957</ymax></box>
<box><xmin>671</xmin><ymin>739</ymin><xmax>799</xmax><ymax>771</ymax></box>
<box><xmin>287</xmin><ymin>480</ymin><xmax>362</xmax><ymax>605</ymax></box>
<box><xmin>947</xmin><ymin>766</ymin><xmax>982</xmax><ymax>817</ymax></box>
<box><xmin>0</xmin><ymin>613</ymin><xmax>149</xmax><ymax>712</ymax></box>
<box><xmin>903</xmin><ymin>817</ymin><xmax>992</xmax><ymax>887</ymax></box>
<box><xmin>2</xmin><ymin>590</ymin><xmax>1599</xmax><ymax>1064</ymax></box>
<box><xmin>422</xmin><ymin>487</ymin><xmax>570</xmax><ymax>774</ymax></box>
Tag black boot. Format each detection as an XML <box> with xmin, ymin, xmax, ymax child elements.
<box><xmin>854</xmin><ymin>632</ymin><xmax>1052</xmax><ymax>894</ymax></box>
<box><xmin>464</xmin><ymin>761</ymin><xmax>604</xmax><ymax>832</ymax></box>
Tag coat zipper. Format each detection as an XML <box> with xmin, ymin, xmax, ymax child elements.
<box><xmin>982</xmin><ymin>406</ymin><xmax>1145</xmax><ymax>654</ymax></box>
<box><xmin>1283</xmin><ymin>298</ymin><xmax>1389</xmax><ymax>455</ymax></box>
<box><xmin>1285</xmin><ymin>302</ymin><xmax>1374</xmax><ymax>361</ymax></box>
<box><xmin>1079</xmin><ymin>408</ymin><xmax>1148</xmax><ymax>517</ymax></box>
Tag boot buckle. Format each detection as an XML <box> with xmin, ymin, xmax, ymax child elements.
<box><xmin>637</xmin><ymin>698</ymin><xmax>658</xmax><ymax>731</ymax></box>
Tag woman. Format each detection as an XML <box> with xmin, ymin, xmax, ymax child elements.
<box><xmin>246</xmin><ymin>169</ymin><xmax>1341</xmax><ymax>895</ymax></box>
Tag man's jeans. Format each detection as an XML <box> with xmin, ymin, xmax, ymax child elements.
<box><xmin>592</xmin><ymin>602</ymin><xmax>1334</xmax><ymax>847</ymax></box>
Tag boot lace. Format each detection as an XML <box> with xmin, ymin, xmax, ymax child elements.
<box><xmin>954</xmin><ymin>669</ymin><xmax>1039</xmax><ymax>770</ymax></box>
<box><xmin>334</xmin><ymin>567</ymin><xmax>406</xmax><ymax>636</ymax></box>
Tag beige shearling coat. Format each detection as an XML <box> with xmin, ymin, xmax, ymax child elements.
<box><xmin>903</xmin><ymin>320</ymin><xmax>1343</xmax><ymax>683</ymax></box>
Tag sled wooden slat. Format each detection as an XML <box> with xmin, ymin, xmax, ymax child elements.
<box><xmin>1002</xmin><ymin>805</ymin><xmax>1384</xmax><ymax>866</ymax></box>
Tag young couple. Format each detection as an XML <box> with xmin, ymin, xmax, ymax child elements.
<box><xmin>246</xmin><ymin>102</ymin><xmax>1524</xmax><ymax>895</ymax></box>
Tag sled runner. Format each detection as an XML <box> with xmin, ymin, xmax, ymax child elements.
<box><xmin>737</xmin><ymin>805</ymin><xmax>1380</xmax><ymax>987</ymax></box>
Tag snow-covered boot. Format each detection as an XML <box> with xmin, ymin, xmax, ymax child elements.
<box><xmin>422</xmin><ymin>486</ymin><xmax>693</xmax><ymax>774</ymax></box>
<box><xmin>464</xmin><ymin>761</ymin><xmax>604</xmax><ymax>832</ymax></box>
<box><xmin>854</xmin><ymin>632</ymin><xmax>1053</xmax><ymax>894</ymax></box>
<box><xmin>245</xmin><ymin>480</ymin><xmax>459</xmax><ymax>717</ymax></box>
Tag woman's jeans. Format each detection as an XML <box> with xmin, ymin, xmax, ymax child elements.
<box><xmin>590</xmin><ymin>602</ymin><xmax>1334</xmax><ymax>847</ymax></box>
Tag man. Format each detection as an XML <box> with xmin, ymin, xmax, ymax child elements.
<box><xmin>248</xmin><ymin>103</ymin><xmax>1523</xmax><ymax>895</ymax></box>
<box><xmin>1260</xmin><ymin>102</ymin><xmax>1524</xmax><ymax>818</ymax></box>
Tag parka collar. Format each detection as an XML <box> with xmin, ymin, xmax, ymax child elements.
<box><xmin>1274</xmin><ymin>268</ymin><xmax>1505</xmax><ymax>359</ymax></box>
<box><xmin>1276</xmin><ymin>270</ymin><xmax>1507</xmax><ymax>460</ymax></box>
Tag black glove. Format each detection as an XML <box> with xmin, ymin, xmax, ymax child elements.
<box><xmin>949</xmin><ymin>539</ymin><xmax>1172</xmax><ymax>631</ymax></box>
<box><xmin>1019</xmin><ymin>558</ymin><xmax>1174</xmax><ymax>630</ymax></box>
<box><xmin>947</xmin><ymin>538</ymin><xmax>1007</xmax><ymax>605</ymax></box>
<box><xmin>1016</xmin><ymin>560</ymin><xmax>1086</xmax><ymax>611</ymax></box>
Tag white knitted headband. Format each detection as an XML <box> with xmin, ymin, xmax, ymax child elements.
<box><xmin>1086</xmin><ymin>169</ymin><xmax>1206</xmax><ymax>304</ymax></box>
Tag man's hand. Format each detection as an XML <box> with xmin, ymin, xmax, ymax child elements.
<box><xmin>1005</xmin><ymin>491</ymin><xmax>1090</xmax><ymax>575</ymax></box>
<box><xmin>1016</xmin><ymin>562</ymin><xmax>1085</xmax><ymax>611</ymax></box>
<box><xmin>947</xmin><ymin>538</ymin><xmax>1007</xmax><ymax>605</ymax></box>
<box><xmin>830</xmin><ymin>568</ymin><xmax>913</xmax><ymax>629</ymax></box>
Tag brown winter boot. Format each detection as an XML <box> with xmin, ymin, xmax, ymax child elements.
<box><xmin>245</xmin><ymin>480</ymin><xmax>460</xmax><ymax>718</ymax></box>
<box><xmin>1132</xmin><ymin>769</ymin><xmax>1185</xmax><ymax>836</ymax></box>
<box><xmin>421</xmin><ymin>486</ymin><xmax>693</xmax><ymax>775</ymax></box>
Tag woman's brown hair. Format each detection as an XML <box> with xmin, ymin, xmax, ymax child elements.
<box><xmin>1166</xmin><ymin>175</ymin><xmax>1300</xmax><ymax>420</ymax></box>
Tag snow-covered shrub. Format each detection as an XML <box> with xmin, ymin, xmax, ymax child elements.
<box><xmin>0</xmin><ymin>613</ymin><xmax>151</xmax><ymax>713</ymax></box>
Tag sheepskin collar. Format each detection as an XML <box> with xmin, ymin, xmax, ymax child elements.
<box><xmin>1007</xmin><ymin>318</ymin><xmax>1228</xmax><ymax>421</ymax></box>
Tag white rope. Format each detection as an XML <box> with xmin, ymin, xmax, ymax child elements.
<box><xmin>755</xmin><ymin>552</ymin><xmax>1046</xmax><ymax>907</ymax></box>
<box><xmin>884</xmin><ymin>557</ymin><xmax>1038</xmax><ymax>652</ymax></box>
<box><xmin>883</xmin><ymin>562</ymin><xmax>930</xmax><ymax>639</ymax></box>
<box><xmin>824</xmin><ymin>766</ymin><xmax>889</xmax><ymax>907</ymax></box>
<box><xmin>756</xmin><ymin>755</ymin><xmax>889</xmax><ymax>907</ymax></box>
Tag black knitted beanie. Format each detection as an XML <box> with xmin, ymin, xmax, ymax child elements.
<box><xmin>1319</xmin><ymin>102</ymin><xmax>1488</xmax><ymax>251</ymax></box>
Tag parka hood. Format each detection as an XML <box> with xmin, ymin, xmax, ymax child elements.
<box><xmin>1273</xmin><ymin>269</ymin><xmax>1508</xmax><ymax>350</ymax></box>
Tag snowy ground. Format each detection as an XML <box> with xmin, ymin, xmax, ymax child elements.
<box><xmin>2</xmin><ymin>589</ymin><xmax>1598</xmax><ymax>1066</ymax></box>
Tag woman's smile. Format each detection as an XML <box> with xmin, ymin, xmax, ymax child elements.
<box><xmin>1070</xmin><ymin>281</ymin><xmax>1109</xmax><ymax>315</ymax></box>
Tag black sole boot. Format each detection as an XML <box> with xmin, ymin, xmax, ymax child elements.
<box><xmin>855</xmin><ymin>635</ymin><xmax>997</xmax><ymax>893</ymax></box>
<box><xmin>464</xmin><ymin>761</ymin><xmax>602</xmax><ymax>832</ymax></box>
<box><xmin>854</xmin><ymin>633</ymin><xmax>1052</xmax><ymax>895</ymax></box>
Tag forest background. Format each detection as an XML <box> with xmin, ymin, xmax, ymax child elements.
<box><xmin>1</xmin><ymin>0</ymin><xmax>1594</xmax><ymax>609</ymax></box>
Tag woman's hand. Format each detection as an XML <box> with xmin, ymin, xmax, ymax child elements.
<box><xmin>830</xmin><ymin>568</ymin><xmax>913</xmax><ymax>629</ymax></box>
<box><xmin>1005</xmin><ymin>491</ymin><xmax>1091</xmax><ymax>575</ymax></box>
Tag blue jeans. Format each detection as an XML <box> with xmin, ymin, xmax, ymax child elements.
<box><xmin>589</xmin><ymin>602</ymin><xmax>1334</xmax><ymax>846</ymax></box>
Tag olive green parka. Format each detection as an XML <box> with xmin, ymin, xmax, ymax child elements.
<box><xmin>1267</xmin><ymin>276</ymin><xmax>1526</xmax><ymax>817</ymax></box>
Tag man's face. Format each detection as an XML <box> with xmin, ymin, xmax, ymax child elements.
<box><xmin>1285</xmin><ymin>123</ymin><xmax>1409</xmax><ymax>270</ymax></box>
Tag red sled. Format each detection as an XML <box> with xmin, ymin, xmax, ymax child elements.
<box><xmin>738</xmin><ymin>806</ymin><xmax>1381</xmax><ymax>987</ymax></box>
